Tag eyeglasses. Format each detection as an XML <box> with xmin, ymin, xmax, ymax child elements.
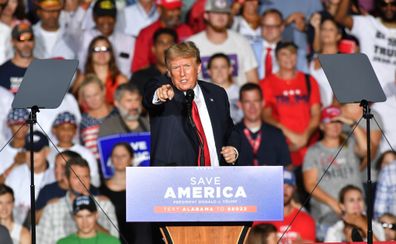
<box><xmin>91</xmin><ymin>46</ymin><xmax>111</xmax><ymax>53</ymax></box>
<box><xmin>381</xmin><ymin>222</ymin><xmax>396</xmax><ymax>230</ymax></box>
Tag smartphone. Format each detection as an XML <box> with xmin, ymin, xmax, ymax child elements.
<box><xmin>338</xmin><ymin>39</ymin><xmax>357</xmax><ymax>54</ymax></box>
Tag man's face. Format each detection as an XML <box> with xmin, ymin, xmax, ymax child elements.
<box><xmin>276</xmin><ymin>48</ymin><xmax>297</xmax><ymax>71</ymax></box>
<box><xmin>261</xmin><ymin>13</ymin><xmax>284</xmax><ymax>44</ymax></box>
<box><xmin>152</xmin><ymin>33</ymin><xmax>176</xmax><ymax>66</ymax></box>
<box><xmin>168</xmin><ymin>57</ymin><xmax>201</xmax><ymax>92</ymax></box>
<box><xmin>37</xmin><ymin>8</ymin><xmax>61</xmax><ymax>31</ymax></box>
<box><xmin>82</xmin><ymin>83</ymin><xmax>105</xmax><ymax>111</ymax></box>
<box><xmin>68</xmin><ymin>165</ymin><xmax>91</xmax><ymax>195</ymax></box>
<box><xmin>0</xmin><ymin>193</ymin><xmax>13</xmax><ymax>220</ymax></box>
<box><xmin>283</xmin><ymin>183</ymin><xmax>294</xmax><ymax>206</ymax></box>
<box><xmin>94</xmin><ymin>16</ymin><xmax>116</xmax><ymax>36</ymax></box>
<box><xmin>26</xmin><ymin>147</ymin><xmax>49</xmax><ymax>170</ymax></box>
<box><xmin>115</xmin><ymin>91</ymin><xmax>142</xmax><ymax>121</ymax></box>
<box><xmin>205</xmin><ymin>12</ymin><xmax>229</xmax><ymax>32</ymax></box>
<box><xmin>160</xmin><ymin>6</ymin><xmax>181</xmax><ymax>28</ymax></box>
<box><xmin>239</xmin><ymin>89</ymin><xmax>263</xmax><ymax>122</ymax></box>
<box><xmin>379</xmin><ymin>0</ymin><xmax>396</xmax><ymax>22</ymax></box>
<box><xmin>53</xmin><ymin>123</ymin><xmax>77</xmax><ymax>145</ymax></box>
<box><xmin>74</xmin><ymin>209</ymin><xmax>98</xmax><ymax>236</ymax></box>
<box><xmin>9</xmin><ymin>124</ymin><xmax>29</xmax><ymax>140</ymax></box>
<box><xmin>13</xmin><ymin>37</ymin><xmax>34</xmax><ymax>58</ymax></box>
<box><xmin>207</xmin><ymin>57</ymin><xmax>232</xmax><ymax>85</ymax></box>
<box><xmin>55</xmin><ymin>155</ymin><xmax>68</xmax><ymax>182</ymax></box>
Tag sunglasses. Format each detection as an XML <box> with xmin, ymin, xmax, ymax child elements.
<box><xmin>91</xmin><ymin>46</ymin><xmax>111</xmax><ymax>53</ymax></box>
<box><xmin>16</xmin><ymin>33</ymin><xmax>34</xmax><ymax>42</ymax></box>
<box><xmin>381</xmin><ymin>222</ymin><xmax>396</xmax><ymax>230</ymax></box>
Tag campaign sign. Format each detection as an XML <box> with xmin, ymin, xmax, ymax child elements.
<box><xmin>126</xmin><ymin>166</ymin><xmax>283</xmax><ymax>222</ymax></box>
<box><xmin>98</xmin><ymin>132</ymin><xmax>150</xmax><ymax>179</ymax></box>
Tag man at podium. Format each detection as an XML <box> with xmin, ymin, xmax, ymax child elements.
<box><xmin>143</xmin><ymin>41</ymin><xmax>240</xmax><ymax>167</ymax></box>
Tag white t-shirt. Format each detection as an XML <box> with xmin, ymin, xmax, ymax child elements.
<box><xmin>188</xmin><ymin>30</ymin><xmax>258</xmax><ymax>87</ymax></box>
<box><xmin>372</xmin><ymin>83</ymin><xmax>396</xmax><ymax>154</ymax></box>
<box><xmin>40</xmin><ymin>29</ymin><xmax>61</xmax><ymax>56</ymax></box>
<box><xmin>0</xmin><ymin>87</ymin><xmax>13</xmax><ymax>146</ymax></box>
<box><xmin>351</xmin><ymin>15</ymin><xmax>396</xmax><ymax>89</ymax></box>
<box><xmin>309</xmin><ymin>60</ymin><xmax>333</xmax><ymax>107</ymax></box>
<box><xmin>225</xmin><ymin>84</ymin><xmax>243</xmax><ymax>123</ymax></box>
<box><xmin>231</xmin><ymin>16</ymin><xmax>261</xmax><ymax>46</ymax></box>
<box><xmin>48</xmin><ymin>144</ymin><xmax>100</xmax><ymax>187</ymax></box>
<box><xmin>0</xmin><ymin>144</ymin><xmax>22</xmax><ymax>175</ymax></box>
<box><xmin>325</xmin><ymin>219</ymin><xmax>385</xmax><ymax>242</ymax></box>
<box><xmin>0</xmin><ymin>22</ymin><xmax>12</xmax><ymax>65</ymax></box>
<box><xmin>119</xmin><ymin>2</ymin><xmax>159</xmax><ymax>38</ymax></box>
<box><xmin>5</xmin><ymin>164</ymin><xmax>55</xmax><ymax>224</ymax></box>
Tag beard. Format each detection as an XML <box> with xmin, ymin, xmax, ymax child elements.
<box><xmin>17</xmin><ymin>48</ymin><xmax>33</xmax><ymax>58</ymax></box>
<box><xmin>119</xmin><ymin>106</ymin><xmax>141</xmax><ymax>121</ymax></box>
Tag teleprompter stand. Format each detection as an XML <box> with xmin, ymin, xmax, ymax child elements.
<box><xmin>12</xmin><ymin>59</ymin><xmax>78</xmax><ymax>244</ymax></box>
<box><xmin>319</xmin><ymin>53</ymin><xmax>386</xmax><ymax>244</ymax></box>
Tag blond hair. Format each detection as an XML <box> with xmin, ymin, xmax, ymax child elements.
<box><xmin>165</xmin><ymin>41</ymin><xmax>201</xmax><ymax>67</ymax></box>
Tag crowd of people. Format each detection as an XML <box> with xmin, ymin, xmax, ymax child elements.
<box><xmin>0</xmin><ymin>0</ymin><xmax>395</xmax><ymax>243</ymax></box>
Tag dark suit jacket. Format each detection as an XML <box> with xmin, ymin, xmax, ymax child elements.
<box><xmin>143</xmin><ymin>75</ymin><xmax>240</xmax><ymax>166</ymax></box>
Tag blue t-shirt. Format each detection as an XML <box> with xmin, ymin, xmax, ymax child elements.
<box><xmin>0</xmin><ymin>60</ymin><xmax>27</xmax><ymax>94</ymax></box>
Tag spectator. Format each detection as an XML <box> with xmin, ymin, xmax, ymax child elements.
<box><xmin>375</xmin><ymin>161</ymin><xmax>396</xmax><ymax>218</ymax></box>
<box><xmin>259</xmin><ymin>0</ymin><xmax>323</xmax><ymax>72</ymax></box>
<box><xmin>0</xmin><ymin>0</ymin><xmax>25</xmax><ymax>27</ymax></box>
<box><xmin>0</xmin><ymin>0</ymin><xmax>12</xmax><ymax>65</ymax></box>
<box><xmin>207</xmin><ymin>53</ymin><xmax>243</xmax><ymax>123</ymax></box>
<box><xmin>256</xmin><ymin>169</ymin><xmax>316</xmax><ymax>243</ymax></box>
<box><xmin>188</xmin><ymin>0</ymin><xmax>259</xmax><ymax>86</ymax></box>
<box><xmin>231</xmin><ymin>0</ymin><xmax>261</xmax><ymax>45</ymax></box>
<box><xmin>100</xmin><ymin>142</ymin><xmax>151</xmax><ymax>243</ymax></box>
<box><xmin>131</xmin><ymin>0</ymin><xmax>192</xmax><ymax>72</ymax></box>
<box><xmin>0</xmin><ymin>184</ymin><xmax>30</xmax><ymax>244</ymax></box>
<box><xmin>186</xmin><ymin>0</ymin><xmax>206</xmax><ymax>34</ymax></box>
<box><xmin>325</xmin><ymin>185</ymin><xmax>385</xmax><ymax>241</ymax></box>
<box><xmin>129</xmin><ymin>27</ymin><xmax>177</xmax><ymax>94</ymax></box>
<box><xmin>235</xmin><ymin>83</ymin><xmax>291</xmax><ymax>166</ymax></box>
<box><xmin>335</xmin><ymin>0</ymin><xmax>396</xmax><ymax>89</ymax></box>
<box><xmin>37</xmin><ymin>157</ymin><xmax>118</xmax><ymax>244</ymax></box>
<box><xmin>0</xmin><ymin>109</ymin><xmax>29</xmax><ymax>182</ymax></box>
<box><xmin>0</xmin><ymin>22</ymin><xmax>34</xmax><ymax>94</ymax></box>
<box><xmin>303</xmin><ymin>106</ymin><xmax>364</xmax><ymax>240</ymax></box>
<box><xmin>308</xmin><ymin>17</ymin><xmax>341</xmax><ymax>107</ymax></box>
<box><xmin>5</xmin><ymin>131</ymin><xmax>55</xmax><ymax>225</ymax></box>
<box><xmin>57</xmin><ymin>195</ymin><xmax>120</xmax><ymax>244</ymax></box>
<box><xmin>79</xmin><ymin>75</ymin><xmax>116</xmax><ymax>159</ymax></box>
<box><xmin>33</xmin><ymin>0</ymin><xmax>75</xmax><ymax>59</ymax></box>
<box><xmin>246</xmin><ymin>224</ymin><xmax>278</xmax><ymax>244</ymax></box>
<box><xmin>261</xmin><ymin>42</ymin><xmax>321</xmax><ymax>168</ymax></box>
<box><xmin>73</xmin><ymin>35</ymin><xmax>128</xmax><ymax>105</ymax></box>
<box><xmin>47</xmin><ymin>111</ymin><xmax>100</xmax><ymax>187</ymax></box>
<box><xmin>35</xmin><ymin>150</ymin><xmax>96</xmax><ymax>223</ymax></box>
<box><xmin>376</xmin><ymin>150</ymin><xmax>396</xmax><ymax>171</ymax></box>
<box><xmin>378</xmin><ymin>213</ymin><xmax>396</xmax><ymax>241</ymax></box>
<box><xmin>78</xmin><ymin>0</ymin><xmax>135</xmax><ymax>78</ymax></box>
<box><xmin>119</xmin><ymin>0</ymin><xmax>159</xmax><ymax>38</ymax></box>
<box><xmin>98</xmin><ymin>83</ymin><xmax>149</xmax><ymax>138</ymax></box>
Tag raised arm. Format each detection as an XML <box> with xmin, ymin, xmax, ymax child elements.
<box><xmin>334</xmin><ymin>0</ymin><xmax>354</xmax><ymax>30</ymax></box>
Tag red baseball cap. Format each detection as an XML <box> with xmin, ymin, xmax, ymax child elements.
<box><xmin>321</xmin><ymin>106</ymin><xmax>341</xmax><ymax>124</ymax></box>
<box><xmin>156</xmin><ymin>0</ymin><xmax>182</xmax><ymax>9</ymax></box>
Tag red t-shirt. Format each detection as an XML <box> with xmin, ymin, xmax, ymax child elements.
<box><xmin>260</xmin><ymin>71</ymin><xmax>321</xmax><ymax>166</ymax></box>
<box><xmin>254</xmin><ymin>207</ymin><xmax>316</xmax><ymax>243</ymax></box>
<box><xmin>131</xmin><ymin>20</ymin><xmax>193</xmax><ymax>72</ymax></box>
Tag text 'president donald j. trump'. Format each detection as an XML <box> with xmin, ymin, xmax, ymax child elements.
<box><xmin>143</xmin><ymin>41</ymin><xmax>240</xmax><ymax>167</ymax></box>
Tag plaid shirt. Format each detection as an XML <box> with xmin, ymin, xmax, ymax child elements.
<box><xmin>374</xmin><ymin>161</ymin><xmax>396</xmax><ymax>219</ymax></box>
<box><xmin>37</xmin><ymin>193</ymin><xmax>118</xmax><ymax>244</ymax></box>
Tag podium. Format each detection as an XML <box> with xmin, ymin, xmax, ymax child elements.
<box><xmin>126</xmin><ymin>166</ymin><xmax>283</xmax><ymax>243</ymax></box>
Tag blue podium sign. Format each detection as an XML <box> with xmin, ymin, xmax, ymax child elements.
<box><xmin>126</xmin><ymin>166</ymin><xmax>283</xmax><ymax>222</ymax></box>
<box><xmin>98</xmin><ymin>132</ymin><xmax>150</xmax><ymax>179</ymax></box>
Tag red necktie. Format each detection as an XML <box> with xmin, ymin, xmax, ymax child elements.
<box><xmin>265</xmin><ymin>47</ymin><xmax>273</xmax><ymax>78</ymax></box>
<box><xmin>192</xmin><ymin>101</ymin><xmax>211</xmax><ymax>166</ymax></box>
